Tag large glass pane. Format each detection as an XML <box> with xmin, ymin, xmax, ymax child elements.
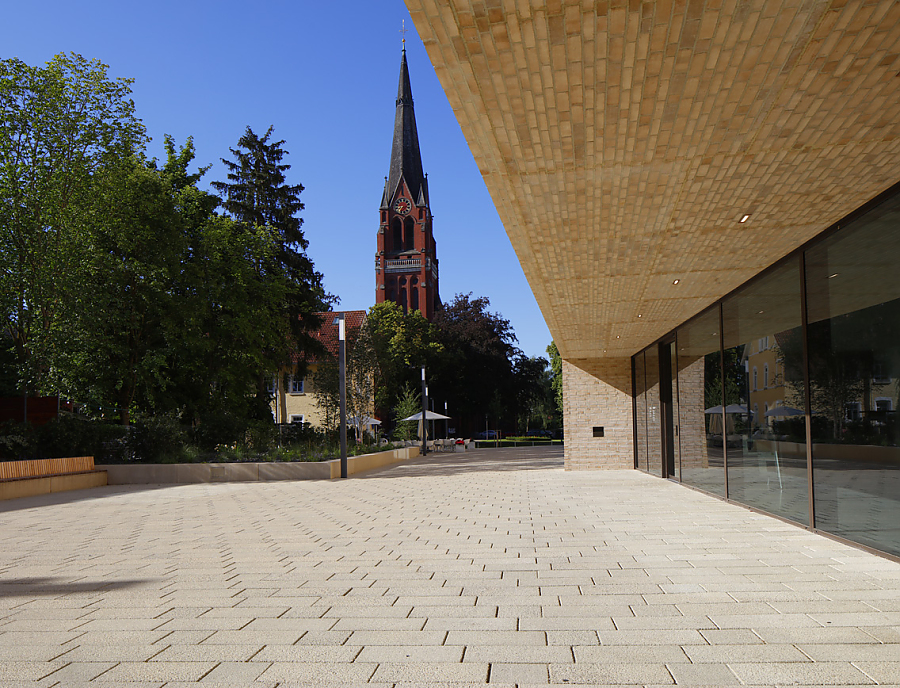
<box><xmin>645</xmin><ymin>345</ymin><xmax>663</xmax><ymax>477</ymax></box>
<box><xmin>806</xmin><ymin>191</ymin><xmax>900</xmax><ymax>556</ymax></box>
<box><xmin>634</xmin><ymin>351</ymin><xmax>648</xmax><ymax>471</ymax></box>
<box><xmin>722</xmin><ymin>258</ymin><xmax>809</xmax><ymax>524</ymax></box>
<box><xmin>676</xmin><ymin>308</ymin><xmax>726</xmax><ymax>496</ymax></box>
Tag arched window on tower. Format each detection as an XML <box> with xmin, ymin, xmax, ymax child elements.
<box><xmin>410</xmin><ymin>277</ymin><xmax>419</xmax><ymax>312</ymax></box>
<box><xmin>386</xmin><ymin>278</ymin><xmax>395</xmax><ymax>304</ymax></box>
<box><xmin>391</xmin><ymin>217</ymin><xmax>402</xmax><ymax>252</ymax></box>
<box><xmin>404</xmin><ymin>217</ymin><xmax>415</xmax><ymax>251</ymax></box>
<box><xmin>398</xmin><ymin>277</ymin><xmax>408</xmax><ymax>313</ymax></box>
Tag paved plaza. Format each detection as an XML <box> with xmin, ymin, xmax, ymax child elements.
<box><xmin>1</xmin><ymin>446</ymin><xmax>900</xmax><ymax>687</ymax></box>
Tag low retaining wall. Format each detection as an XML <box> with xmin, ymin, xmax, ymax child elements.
<box><xmin>105</xmin><ymin>446</ymin><xmax>419</xmax><ymax>485</ymax></box>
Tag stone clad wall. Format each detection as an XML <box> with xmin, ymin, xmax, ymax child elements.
<box><xmin>562</xmin><ymin>358</ymin><xmax>633</xmax><ymax>470</ymax></box>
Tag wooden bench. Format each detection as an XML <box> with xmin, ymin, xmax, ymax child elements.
<box><xmin>0</xmin><ymin>456</ymin><xmax>108</xmax><ymax>501</ymax></box>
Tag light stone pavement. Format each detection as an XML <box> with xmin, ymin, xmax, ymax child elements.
<box><xmin>1</xmin><ymin>446</ymin><xmax>900</xmax><ymax>687</ymax></box>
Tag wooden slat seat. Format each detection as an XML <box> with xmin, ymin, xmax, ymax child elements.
<box><xmin>0</xmin><ymin>456</ymin><xmax>98</xmax><ymax>481</ymax></box>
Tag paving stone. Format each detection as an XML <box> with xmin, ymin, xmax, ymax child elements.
<box><xmin>728</xmin><ymin>661</ymin><xmax>876</xmax><ymax>685</ymax></box>
<box><xmin>356</xmin><ymin>644</ymin><xmax>465</xmax><ymax>662</ymax></box>
<box><xmin>464</xmin><ymin>645</ymin><xmax>573</xmax><ymax>663</ymax></box>
<box><xmin>371</xmin><ymin>661</ymin><xmax>490</xmax><ymax>682</ymax></box>
<box><xmin>0</xmin><ymin>661</ymin><xmax>69</xmax><ymax>682</ymax></box>
<box><xmin>97</xmin><ymin>661</ymin><xmax>218</xmax><ymax>682</ymax></box>
<box><xmin>667</xmin><ymin>662</ymin><xmax>742</xmax><ymax>685</ymax></box>
<box><xmin>195</xmin><ymin>661</ymin><xmax>271</xmax><ymax>682</ymax></box>
<box><xmin>35</xmin><ymin>662</ymin><xmax>118</xmax><ymax>683</ymax></box>
<box><xmin>550</xmin><ymin>661</ymin><xmax>674</xmax><ymax>685</ymax></box>
<box><xmin>685</xmin><ymin>643</ymin><xmax>810</xmax><ymax>663</ymax></box>
<box><xmin>258</xmin><ymin>661</ymin><xmax>378</xmax><ymax>683</ymax></box>
<box><xmin>251</xmin><ymin>644</ymin><xmax>362</xmax><ymax>662</ymax></box>
<box><xmin>488</xmin><ymin>662</ymin><xmax>549</xmax><ymax>684</ymax></box>
<box><xmin>853</xmin><ymin>662</ymin><xmax>900</xmax><ymax>684</ymax></box>
<box><xmin>574</xmin><ymin>645</ymin><xmax>690</xmax><ymax>663</ymax></box>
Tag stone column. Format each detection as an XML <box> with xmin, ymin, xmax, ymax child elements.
<box><xmin>561</xmin><ymin>358</ymin><xmax>634</xmax><ymax>470</ymax></box>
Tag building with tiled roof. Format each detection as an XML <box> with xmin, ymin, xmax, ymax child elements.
<box><xmin>272</xmin><ymin>310</ymin><xmax>372</xmax><ymax>430</ymax></box>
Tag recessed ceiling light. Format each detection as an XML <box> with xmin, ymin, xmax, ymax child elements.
<box><xmin>673</xmin><ymin>279</ymin><xmax>680</xmax><ymax>285</ymax></box>
<box><xmin>828</xmin><ymin>273</ymin><xmax>839</xmax><ymax>279</ymax></box>
<box><xmin>740</xmin><ymin>214</ymin><xmax>751</xmax><ymax>223</ymax></box>
<box><xmin>616</xmin><ymin>335</ymin><xmax>620</xmax><ymax>339</ymax></box>
<box><xmin>637</xmin><ymin>314</ymin><xmax>642</xmax><ymax>318</ymax></box>
<box><xmin>757</xmin><ymin>310</ymin><xmax>764</xmax><ymax>314</ymax></box>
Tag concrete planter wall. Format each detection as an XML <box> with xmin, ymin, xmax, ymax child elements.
<box><xmin>105</xmin><ymin>446</ymin><xmax>419</xmax><ymax>485</ymax></box>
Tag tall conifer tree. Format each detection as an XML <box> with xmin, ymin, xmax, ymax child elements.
<box><xmin>213</xmin><ymin>126</ymin><xmax>332</xmax><ymax>415</ymax></box>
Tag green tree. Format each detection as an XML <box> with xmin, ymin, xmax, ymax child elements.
<box><xmin>392</xmin><ymin>385</ymin><xmax>421</xmax><ymax>441</ymax></box>
<box><xmin>432</xmin><ymin>293</ymin><xmax>520</xmax><ymax>434</ymax></box>
<box><xmin>0</xmin><ymin>53</ymin><xmax>145</xmax><ymax>397</ymax></box>
<box><xmin>513</xmin><ymin>355</ymin><xmax>553</xmax><ymax>433</ymax></box>
<box><xmin>546</xmin><ymin>341</ymin><xmax>563</xmax><ymax>425</ymax></box>
<box><xmin>57</xmin><ymin>152</ymin><xmax>186</xmax><ymax>425</ymax></box>
<box><xmin>54</xmin><ymin>138</ymin><xmax>292</xmax><ymax>428</ymax></box>
<box><xmin>366</xmin><ymin>301</ymin><xmax>442</xmax><ymax>417</ymax></box>
<box><xmin>212</xmin><ymin>125</ymin><xmax>332</xmax><ymax>414</ymax></box>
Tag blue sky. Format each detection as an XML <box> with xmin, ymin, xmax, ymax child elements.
<box><xmin>2</xmin><ymin>0</ymin><xmax>553</xmax><ymax>360</ymax></box>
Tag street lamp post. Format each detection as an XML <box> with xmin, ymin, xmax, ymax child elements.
<box><xmin>337</xmin><ymin>314</ymin><xmax>348</xmax><ymax>479</ymax></box>
<box><xmin>421</xmin><ymin>365</ymin><xmax>428</xmax><ymax>456</ymax></box>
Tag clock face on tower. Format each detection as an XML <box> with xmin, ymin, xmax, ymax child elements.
<box><xmin>394</xmin><ymin>197</ymin><xmax>412</xmax><ymax>215</ymax></box>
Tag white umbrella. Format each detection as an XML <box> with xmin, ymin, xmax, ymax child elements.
<box><xmin>704</xmin><ymin>404</ymin><xmax>749</xmax><ymax>414</ymax></box>
<box><xmin>349</xmin><ymin>416</ymin><xmax>381</xmax><ymax>425</ymax></box>
<box><xmin>401</xmin><ymin>410</ymin><xmax>452</xmax><ymax>421</ymax></box>
<box><xmin>764</xmin><ymin>406</ymin><xmax>804</xmax><ymax>417</ymax></box>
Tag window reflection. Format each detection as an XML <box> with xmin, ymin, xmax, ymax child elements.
<box><xmin>645</xmin><ymin>346</ymin><xmax>662</xmax><ymax>477</ymax></box>
<box><xmin>806</xmin><ymin>192</ymin><xmax>900</xmax><ymax>557</ymax></box>
<box><xmin>634</xmin><ymin>351</ymin><xmax>648</xmax><ymax>471</ymax></box>
<box><xmin>722</xmin><ymin>258</ymin><xmax>809</xmax><ymax>525</ymax></box>
<box><xmin>676</xmin><ymin>308</ymin><xmax>726</xmax><ymax>496</ymax></box>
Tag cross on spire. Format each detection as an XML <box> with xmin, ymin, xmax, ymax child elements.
<box><xmin>400</xmin><ymin>19</ymin><xmax>408</xmax><ymax>47</ymax></box>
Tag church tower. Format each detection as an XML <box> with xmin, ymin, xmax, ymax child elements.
<box><xmin>375</xmin><ymin>48</ymin><xmax>440</xmax><ymax>321</ymax></box>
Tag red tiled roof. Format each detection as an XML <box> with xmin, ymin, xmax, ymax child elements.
<box><xmin>301</xmin><ymin>310</ymin><xmax>368</xmax><ymax>363</ymax></box>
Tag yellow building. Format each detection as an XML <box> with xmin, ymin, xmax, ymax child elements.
<box><xmin>270</xmin><ymin>310</ymin><xmax>372</xmax><ymax>431</ymax></box>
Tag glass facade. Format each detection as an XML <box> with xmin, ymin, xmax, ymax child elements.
<box><xmin>722</xmin><ymin>259</ymin><xmax>809</xmax><ymax>525</ymax></box>
<box><xmin>634</xmin><ymin>351</ymin><xmax>647</xmax><ymax>471</ymax></box>
<box><xmin>675</xmin><ymin>308</ymin><xmax>725</xmax><ymax>497</ymax></box>
<box><xmin>633</xmin><ymin>186</ymin><xmax>900</xmax><ymax>558</ymax></box>
<box><xmin>805</xmin><ymin>196</ymin><xmax>900</xmax><ymax>555</ymax></box>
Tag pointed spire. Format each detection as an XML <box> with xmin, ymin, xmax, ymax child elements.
<box><xmin>387</xmin><ymin>49</ymin><xmax>425</xmax><ymax>206</ymax></box>
<box><xmin>380</xmin><ymin>176</ymin><xmax>390</xmax><ymax>209</ymax></box>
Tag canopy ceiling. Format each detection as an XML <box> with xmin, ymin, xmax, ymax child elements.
<box><xmin>406</xmin><ymin>0</ymin><xmax>900</xmax><ymax>362</ymax></box>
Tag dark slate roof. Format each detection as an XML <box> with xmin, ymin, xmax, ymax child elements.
<box><xmin>386</xmin><ymin>49</ymin><xmax>428</xmax><ymax>207</ymax></box>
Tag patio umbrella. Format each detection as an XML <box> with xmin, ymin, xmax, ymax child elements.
<box><xmin>401</xmin><ymin>410</ymin><xmax>452</xmax><ymax>421</ymax></box>
<box><xmin>349</xmin><ymin>416</ymin><xmax>382</xmax><ymax>425</ymax></box>
<box><xmin>704</xmin><ymin>404</ymin><xmax>749</xmax><ymax>414</ymax></box>
<box><xmin>764</xmin><ymin>406</ymin><xmax>804</xmax><ymax>417</ymax></box>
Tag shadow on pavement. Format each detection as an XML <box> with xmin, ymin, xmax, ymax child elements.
<box><xmin>0</xmin><ymin>483</ymin><xmax>172</xmax><ymax>514</ymax></box>
<box><xmin>0</xmin><ymin>576</ymin><xmax>161</xmax><ymax>597</ymax></box>
<box><xmin>360</xmin><ymin>446</ymin><xmax>564</xmax><ymax>478</ymax></box>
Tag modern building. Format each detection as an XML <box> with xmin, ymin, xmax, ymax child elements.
<box><xmin>405</xmin><ymin>1</ymin><xmax>900</xmax><ymax>558</ymax></box>
<box><xmin>375</xmin><ymin>47</ymin><xmax>441</xmax><ymax>321</ymax></box>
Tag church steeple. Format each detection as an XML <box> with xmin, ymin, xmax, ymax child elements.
<box><xmin>387</xmin><ymin>49</ymin><xmax>427</xmax><ymax>208</ymax></box>
<box><xmin>375</xmin><ymin>48</ymin><xmax>440</xmax><ymax>321</ymax></box>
